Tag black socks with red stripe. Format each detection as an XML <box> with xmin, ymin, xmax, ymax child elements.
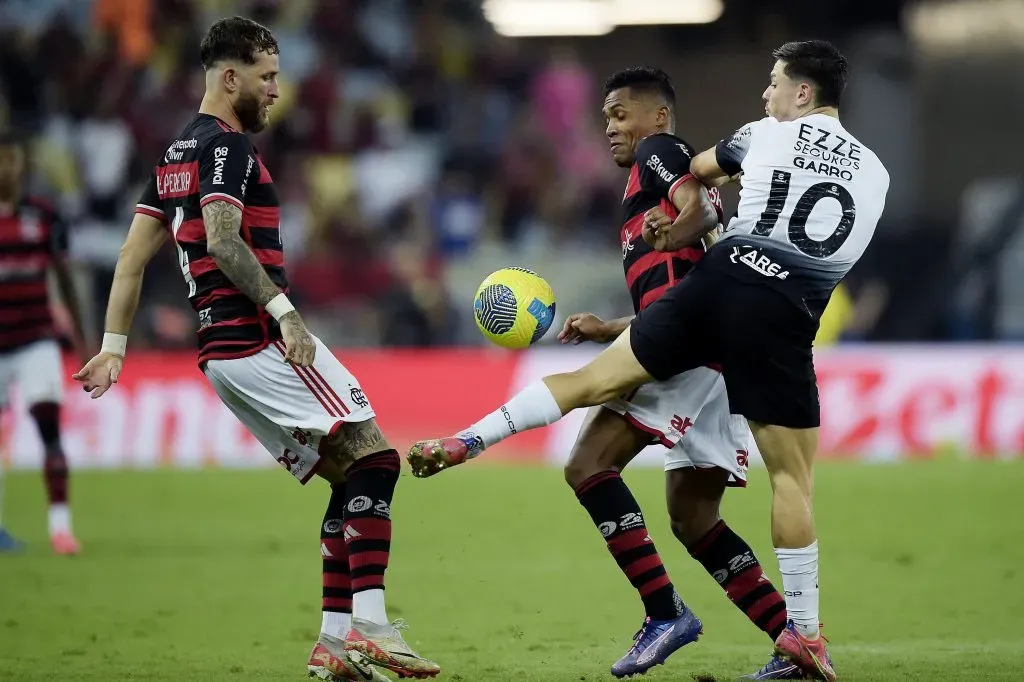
<box><xmin>575</xmin><ymin>471</ymin><xmax>683</xmax><ymax>621</ymax></box>
<box><xmin>689</xmin><ymin>520</ymin><xmax>788</xmax><ymax>641</ymax></box>
<box><xmin>343</xmin><ymin>449</ymin><xmax>401</xmax><ymax>625</ymax></box>
<box><xmin>30</xmin><ymin>402</ymin><xmax>73</xmax><ymax>536</ymax></box>
<box><xmin>321</xmin><ymin>482</ymin><xmax>352</xmax><ymax>637</ymax></box>
<box><xmin>31</xmin><ymin>402</ymin><xmax>68</xmax><ymax>505</ymax></box>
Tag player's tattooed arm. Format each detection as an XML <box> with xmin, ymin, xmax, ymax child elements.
<box><xmin>202</xmin><ymin>200</ymin><xmax>282</xmax><ymax>307</ymax></box>
<box><xmin>203</xmin><ymin>200</ymin><xmax>316</xmax><ymax>365</ymax></box>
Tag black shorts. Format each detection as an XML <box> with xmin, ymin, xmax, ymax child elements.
<box><xmin>629</xmin><ymin>249</ymin><xmax>820</xmax><ymax>429</ymax></box>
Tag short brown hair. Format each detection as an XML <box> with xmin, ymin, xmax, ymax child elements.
<box><xmin>772</xmin><ymin>40</ymin><xmax>848</xmax><ymax>107</ymax></box>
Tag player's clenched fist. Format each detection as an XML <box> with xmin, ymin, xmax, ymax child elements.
<box><xmin>558</xmin><ymin>313</ymin><xmax>615</xmax><ymax>345</ymax></box>
<box><xmin>72</xmin><ymin>353</ymin><xmax>124</xmax><ymax>399</ymax></box>
<box><xmin>641</xmin><ymin>206</ymin><xmax>675</xmax><ymax>252</ymax></box>
<box><xmin>279</xmin><ymin>311</ymin><xmax>316</xmax><ymax>367</ymax></box>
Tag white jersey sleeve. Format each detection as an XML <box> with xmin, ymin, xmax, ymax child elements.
<box><xmin>715</xmin><ymin>115</ymin><xmax>890</xmax><ymax>312</ymax></box>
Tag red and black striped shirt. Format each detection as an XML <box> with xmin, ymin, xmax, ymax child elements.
<box><xmin>135</xmin><ymin>113</ymin><xmax>287</xmax><ymax>365</ymax></box>
<box><xmin>0</xmin><ymin>198</ymin><xmax>66</xmax><ymax>353</ymax></box>
<box><xmin>620</xmin><ymin>133</ymin><xmax>722</xmax><ymax>312</ymax></box>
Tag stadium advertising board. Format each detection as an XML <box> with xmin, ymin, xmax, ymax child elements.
<box><xmin>1</xmin><ymin>346</ymin><xmax>1020</xmax><ymax>469</ymax></box>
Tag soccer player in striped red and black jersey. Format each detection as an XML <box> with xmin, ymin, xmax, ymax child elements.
<box><xmin>567</xmin><ymin>68</ymin><xmax>788</xmax><ymax>676</ymax></box>
<box><xmin>0</xmin><ymin>133</ymin><xmax>90</xmax><ymax>555</ymax></box>
<box><xmin>620</xmin><ymin>133</ymin><xmax>721</xmax><ymax>311</ymax></box>
<box><xmin>407</xmin><ymin>68</ymin><xmax>786</xmax><ymax>679</ymax></box>
<box><xmin>73</xmin><ymin>17</ymin><xmax>436</xmax><ymax>681</ymax></box>
<box><xmin>133</xmin><ymin>102</ymin><xmax>286</xmax><ymax>364</ymax></box>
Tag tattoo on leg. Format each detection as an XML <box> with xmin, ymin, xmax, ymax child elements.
<box><xmin>325</xmin><ymin>420</ymin><xmax>390</xmax><ymax>462</ymax></box>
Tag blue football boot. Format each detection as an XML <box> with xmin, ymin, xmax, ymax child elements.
<box><xmin>0</xmin><ymin>527</ymin><xmax>24</xmax><ymax>553</ymax></box>
<box><xmin>610</xmin><ymin>606</ymin><xmax>704</xmax><ymax>678</ymax></box>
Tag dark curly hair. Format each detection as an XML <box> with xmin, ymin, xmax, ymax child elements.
<box><xmin>200</xmin><ymin>16</ymin><xmax>279</xmax><ymax>69</ymax></box>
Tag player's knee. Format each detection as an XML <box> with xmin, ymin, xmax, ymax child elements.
<box><xmin>315</xmin><ymin>457</ymin><xmax>348</xmax><ymax>485</ymax></box>
<box><xmin>760</xmin><ymin>445</ymin><xmax>813</xmax><ymax>499</ymax></box>
<box><xmin>573</xmin><ymin>370</ymin><xmax>625</xmax><ymax>406</ymax></box>
<box><xmin>767</xmin><ymin>468</ymin><xmax>813</xmax><ymax>504</ymax></box>
<box><xmin>559</xmin><ymin>362</ymin><xmax>623</xmax><ymax>407</ymax></box>
<box><xmin>324</xmin><ymin>419</ymin><xmax>392</xmax><ymax>466</ymax></box>
<box><xmin>563</xmin><ymin>455</ymin><xmax>613</xmax><ymax>489</ymax></box>
<box><xmin>669</xmin><ymin>501</ymin><xmax>720</xmax><ymax>549</ymax></box>
<box><xmin>564</xmin><ymin>439</ymin><xmax>630</xmax><ymax>489</ymax></box>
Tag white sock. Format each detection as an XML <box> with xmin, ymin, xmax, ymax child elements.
<box><xmin>776</xmin><ymin>541</ymin><xmax>819</xmax><ymax>639</ymax></box>
<box><xmin>321</xmin><ymin>611</ymin><xmax>352</xmax><ymax>639</ymax></box>
<box><xmin>48</xmin><ymin>504</ymin><xmax>72</xmax><ymax>535</ymax></box>
<box><xmin>353</xmin><ymin>589</ymin><xmax>388</xmax><ymax>626</ymax></box>
<box><xmin>456</xmin><ymin>380</ymin><xmax>563</xmax><ymax>457</ymax></box>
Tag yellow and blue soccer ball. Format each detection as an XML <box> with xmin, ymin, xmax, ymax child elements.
<box><xmin>473</xmin><ymin>267</ymin><xmax>556</xmax><ymax>349</ymax></box>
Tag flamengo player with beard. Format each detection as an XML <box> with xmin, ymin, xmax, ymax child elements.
<box><xmin>72</xmin><ymin>16</ymin><xmax>440</xmax><ymax>682</ymax></box>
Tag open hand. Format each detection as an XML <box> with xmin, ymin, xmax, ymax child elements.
<box><xmin>72</xmin><ymin>352</ymin><xmax>124</xmax><ymax>399</ymax></box>
<box><xmin>557</xmin><ymin>313</ymin><xmax>613</xmax><ymax>345</ymax></box>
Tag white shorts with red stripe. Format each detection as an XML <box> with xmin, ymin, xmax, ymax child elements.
<box><xmin>0</xmin><ymin>339</ymin><xmax>64</xmax><ymax>409</ymax></box>
<box><xmin>203</xmin><ymin>334</ymin><xmax>375</xmax><ymax>484</ymax></box>
<box><xmin>602</xmin><ymin>366</ymin><xmax>750</xmax><ymax>486</ymax></box>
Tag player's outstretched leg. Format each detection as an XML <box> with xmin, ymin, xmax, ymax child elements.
<box><xmin>409</xmin><ymin>333</ymin><xmax>653</xmax><ymax>477</ymax></box>
<box><xmin>309</xmin><ymin>481</ymin><xmax>390</xmax><ymax>682</ymax></box>
<box><xmin>408</xmin><ymin>380</ymin><xmax>563</xmax><ymax>477</ymax></box>
<box><xmin>322</xmin><ymin>428</ymin><xmax>438</xmax><ymax>679</ymax></box>
<box><xmin>30</xmin><ymin>403</ymin><xmax>79</xmax><ymax>555</ymax></box>
<box><xmin>750</xmin><ymin>423</ymin><xmax>835</xmax><ymax>682</ymax></box>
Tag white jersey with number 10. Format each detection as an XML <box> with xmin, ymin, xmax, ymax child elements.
<box><xmin>715</xmin><ymin>114</ymin><xmax>889</xmax><ymax>297</ymax></box>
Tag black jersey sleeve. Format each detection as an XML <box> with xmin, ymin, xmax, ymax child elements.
<box><xmin>636</xmin><ymin>134</ymin><xmax>696</xmax><ymax>200</ymax></box>
<box><xmin>198</xmin><ymin>132</ymin><xmax>256</xmax><ymax>210</ymax></box>
<box><xmin>134</xmin><ymin>171</ymin><xmax>166</xmax><ymax>222</ymax></box>
<box><xmin>714</xmin><ymin>119</ymin><xmax>767</xmax><ymax>177</ymax></box>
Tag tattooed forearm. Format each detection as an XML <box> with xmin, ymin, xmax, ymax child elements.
<box><xmin>202</xmin><ymin>200</ymin><xmax>281</xmax><ymax>307</ymax></box>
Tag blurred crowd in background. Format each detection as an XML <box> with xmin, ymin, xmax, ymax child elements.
<box><xmin>1</xmin><ymin>0</ymin><xmax>1021</xmax><ymax>349</ymax></box>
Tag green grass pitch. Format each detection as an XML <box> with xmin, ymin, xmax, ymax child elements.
<box><xmin>1</xmin><ymin>460</ymin><xmax>1023</xmax><ymax>680</ymax></box>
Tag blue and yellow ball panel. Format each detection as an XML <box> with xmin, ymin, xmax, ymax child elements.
<box><xmin>473</xmin><ymin>267</ymin><xmax>556</xmax><ymax>350</ymax></box>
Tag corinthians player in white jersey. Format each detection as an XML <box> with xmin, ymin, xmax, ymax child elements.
<box><xmin>410</xmin><ymin>40</ymin><xmax>884</xmax><ymax>681</ymax></box>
